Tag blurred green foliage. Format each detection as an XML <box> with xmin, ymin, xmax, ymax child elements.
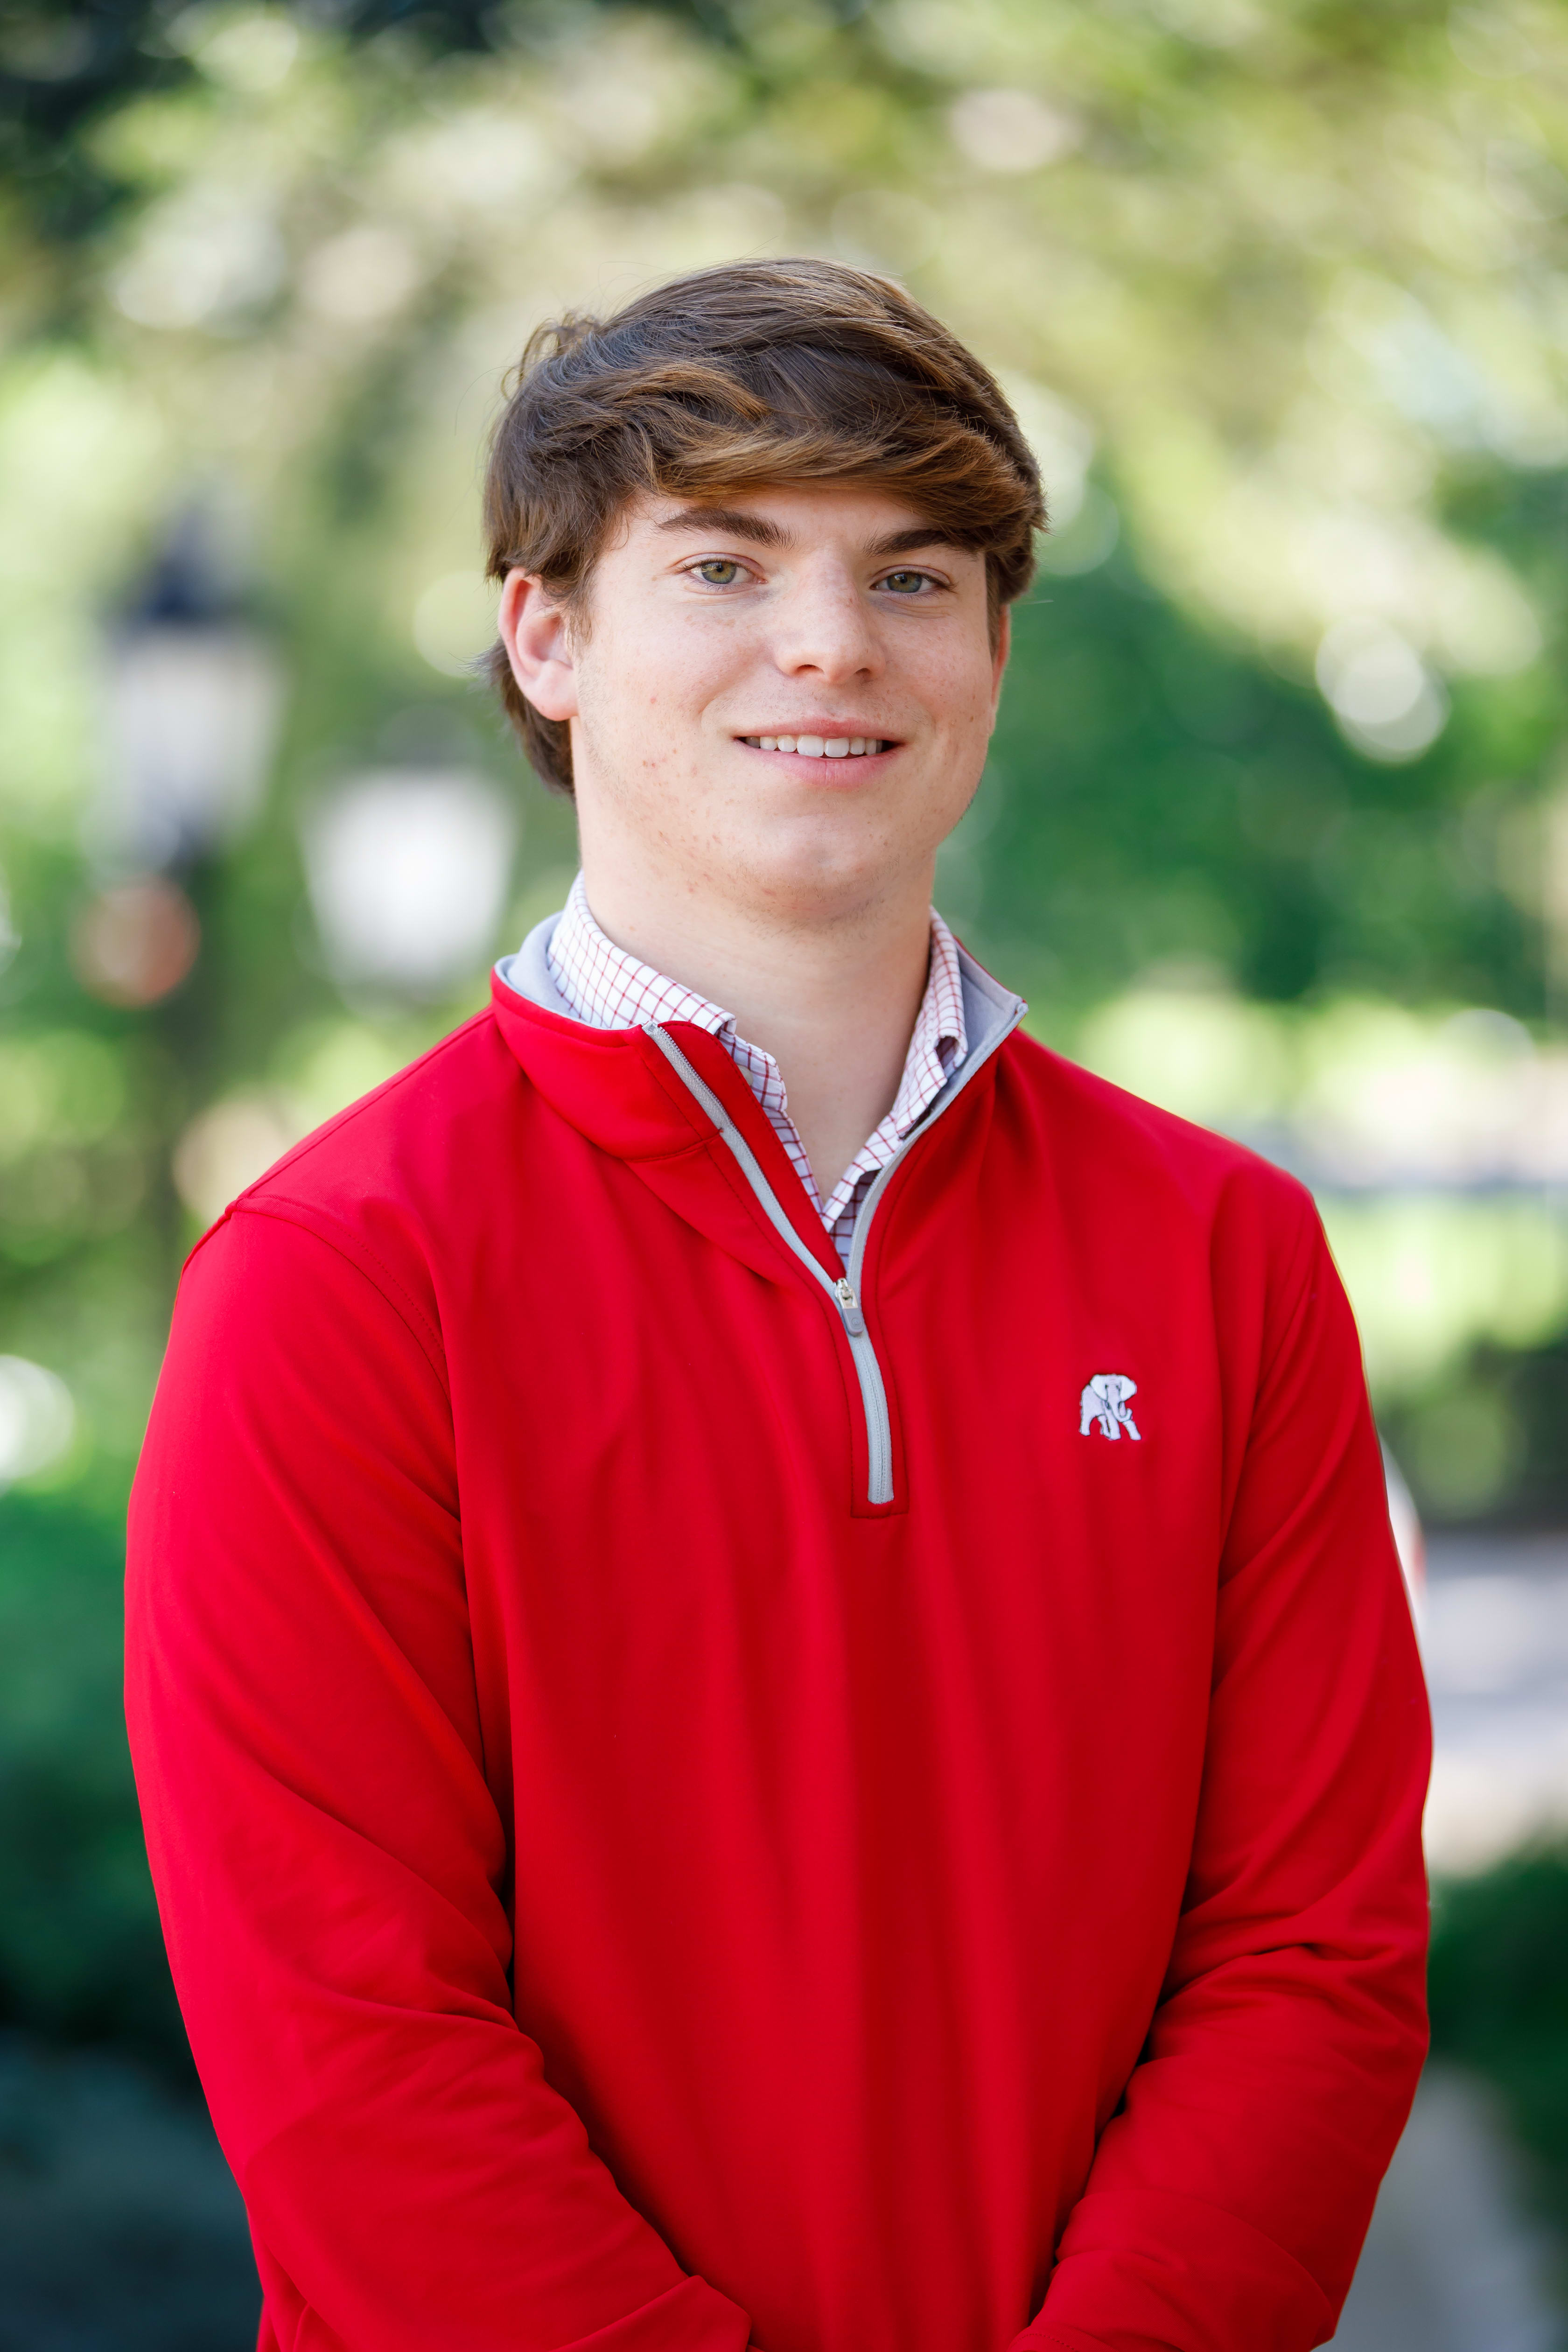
<box><xmin>1</xmin><ymin>0</ymin><xmax>610</xmax><ymax>248</ymax></box>
<box><xmin>0</xmin><ymin>1489</ymin><xmax>183</xmax><ymax>2070</ymax></box>
<box><xmin>1430</xmin><ymin>1848</ymin><xmax>1568</xmax><ymax>2240</ymax></box>
<box><xmin>3</xmin><ymin>0</ymin><xmax>1567</xmax><ymax>1522</ymax></box>
<box><xmin>988</xmin><ymin>525</ymin><xmax>1557</xmax><ymax>1015</ymax></box>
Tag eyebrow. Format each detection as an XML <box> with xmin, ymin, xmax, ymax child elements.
<box><xmin>865</xmin><ymin>525</ymin><xmax>971</xmax><ymax>560</ymax></box>
<box><xmin>655</xmin><ymin>506</ymin><xmax>787</xmax><ymax>546</ymax></box>
<box><xmin>654</xmin><ymin>505</ymin><xmax>969</xmax><ymax>561</ymax></box>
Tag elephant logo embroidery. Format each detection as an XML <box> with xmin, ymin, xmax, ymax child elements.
<box><xmin>1079</xmin><ymin>1372</ymin><xmax>1141</xmax><ymax>1442</ymax></box>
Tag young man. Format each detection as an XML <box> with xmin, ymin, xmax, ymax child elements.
<box><xmin>126</xmin><ymin>260</ymin><xmax>1429</xmax><ymax>2352</ymax></box>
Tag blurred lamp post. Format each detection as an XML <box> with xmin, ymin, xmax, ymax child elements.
<box><xmin>93</xmin><ymin>507</ymin><xmax>284</xmax><ymax>880</ymax></box>
<box><xmin>76</xmin><ymin>506</ymin><xmax>285</xmax><ymax>1285</ymax></box>
<box><xmin>77</xmin><ymin>507</ymin><xmax>284</xmax><ymax>1011</ymax></box>
<box><xmin>302</xmin><ymin>768</ymin><xmax>518</xmax><ymax>1001</ymax></box>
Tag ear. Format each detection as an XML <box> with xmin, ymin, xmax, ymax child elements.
<box><xmin>990</xmin><ymin>602</ymin><xmax>1012</xmax><ymax>709</ymax></box>
<box><xmin>497</xmin><ymin>571</ymin><xmax>580</xmax><ymax>724</ymax></box>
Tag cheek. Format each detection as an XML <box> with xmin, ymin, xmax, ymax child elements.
<box><xmin>919</xmin><ymin>644</ymin><xmax>1001</xmax><ymax>735</ymax></box>
<box><xmin>589</xmin><ymin>609</ymin><xmax>739</xmax><ymax>739</ymax></box>
<box><xmin>575</xmin><ymin>651</ymin><xmax>668</xmax><ymax>778</ymax></box>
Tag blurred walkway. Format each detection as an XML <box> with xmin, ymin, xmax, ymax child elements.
<box><xmin>1421</xmin><ymin>1533</ymin><xmax>1568</xmax><ymax>1875</ymax></box>
<box><xmin>0</xmin><ymin>2034</ymin><xmax>256</xmax><ymax>2352</ymax></box>
<box><xmin>1330</xmin><ymin>2067</ymin><xmax>1560</xmax><ymax>2352</ymax></box>
<box><xmin>1326</xmin><ymin>1526</ymin><xmax>1568</xmax><ymax>2348</ymax></box>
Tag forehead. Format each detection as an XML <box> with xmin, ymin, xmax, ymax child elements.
<box><xmin>614</xmin><ymin>480</ymin><xmax>974</xmax><ymax>552</ymax></box>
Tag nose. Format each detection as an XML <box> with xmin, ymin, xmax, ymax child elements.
<box><xmin>769</xmin><ymin>559</ymin><xmax>881</xmax><ymax>683</ymax></box>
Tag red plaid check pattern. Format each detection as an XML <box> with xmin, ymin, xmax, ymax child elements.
<box><xmin>547</xmin><ymin>874</ymin><xmax>967</xmax><ymax>1266</ymax></box>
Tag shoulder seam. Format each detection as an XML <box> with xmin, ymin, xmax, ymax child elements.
<box><xmin>234</xmin><ymin>1010</ymin><xmax>497</xmax><ymax>1204</ymax></box>
<box><xmin>1004</xmin><ymin>1034</ymin><xmax>1286</xmax><ymax>1176</ymax></box>
<box><xmin>229</xmin><ymin>1201</ymin><xmax>449</xmax><ymax>1393</ymax></box>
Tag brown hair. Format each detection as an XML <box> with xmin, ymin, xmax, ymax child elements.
<box><xmin>482</xmin><ymin>258</ymin><xmax>1045</xmax><ymax>795</ymax></box>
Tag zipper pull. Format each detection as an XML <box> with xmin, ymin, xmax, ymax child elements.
<box><xmin>833</xmin><ymin>1275</ymin><xmax>866</xmax><ymax>1336</ymax></box>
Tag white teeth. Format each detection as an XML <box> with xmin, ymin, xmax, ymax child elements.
<box><xmin>748</xmin><ymin>732</ymin><xmax>888</xmax><ymax>756</ymax></box>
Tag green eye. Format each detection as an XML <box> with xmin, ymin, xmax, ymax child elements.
<box><xmin>882</xmin><ymin>569</ymin><xmax>931</xmax><ymax>594</ymax></box>
<box><xmin>694</xmin><ymin>559</ymin><xmax>743</xmax><ymax>586</ymax></box>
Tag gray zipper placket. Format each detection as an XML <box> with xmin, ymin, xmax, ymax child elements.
<box><xmin>644</xmin><ymin>1004</ymin><xmax>1022</xmax><ymax>1506</ymax></box>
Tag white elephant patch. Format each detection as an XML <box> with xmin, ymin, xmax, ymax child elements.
<box><xmin>1079</xmin><ymin>1372</ymin><xmax>1141</xmax><ymax>1442</ymax></box>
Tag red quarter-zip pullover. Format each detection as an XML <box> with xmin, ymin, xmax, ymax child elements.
<box><xmin>125</xmin><ymin>927</ymin><xmax>1429</xmax><ymax>2352</ymax></box>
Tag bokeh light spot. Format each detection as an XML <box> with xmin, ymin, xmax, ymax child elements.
<box><xmin>71</xmin><ymin>879</ymin><xmax>200</xmax><ymax>1009</ymax></box>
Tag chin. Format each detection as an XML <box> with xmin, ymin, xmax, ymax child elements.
<box><xmin>730</xmin><ymin>826</ymin><xmax>926</xmax><ymax>918</ymax></box>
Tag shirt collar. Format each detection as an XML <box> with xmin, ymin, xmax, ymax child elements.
<box><xmin>546</xmin><ymin>874</ymin><xmax>738</xmax><ymax>1040</ymax></box>
<box><xmin>546</xmin><ymin>872</ymin><xmax>968</xmax><ymax>1086</ymax></box>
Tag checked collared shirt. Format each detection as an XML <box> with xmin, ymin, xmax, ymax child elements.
<box><xmin>546</xmin><ymin>873</ymin><xmax>966</xmax><ymax>1267</ymax></box>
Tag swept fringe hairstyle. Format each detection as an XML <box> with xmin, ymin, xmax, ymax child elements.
<box><xmin>483</xmin><ymin>258</ymin><xmax>1045</xmax><ymax>794</ymax></box>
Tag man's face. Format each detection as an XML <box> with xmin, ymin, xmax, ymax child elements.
<box><xmin>502</xmin><ymin>481</ymin><xmax>1009</xmax><ymax>924</ymax></box>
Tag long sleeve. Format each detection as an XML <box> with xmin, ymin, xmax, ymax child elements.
<box><xmin>125</xmin><ymin>1206</ymin><xmax>753</xmax><ymax>2352</ymax></box>
<box><xmin>1016</xmin><ymin>1208</ymin><xmax>1431</xmax><ymax>2352</ymax></box>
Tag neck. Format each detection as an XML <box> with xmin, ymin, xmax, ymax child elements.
<box><xmin>576</xmin><ymin>854</ymin><xmax>936</xmax><ymax>1200</ymax></box>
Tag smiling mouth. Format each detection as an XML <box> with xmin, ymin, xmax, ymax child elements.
<box><xmin>739</xmin><ymin>735</ymin><xmax>894</xmax><ymax>758</ymax></box>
